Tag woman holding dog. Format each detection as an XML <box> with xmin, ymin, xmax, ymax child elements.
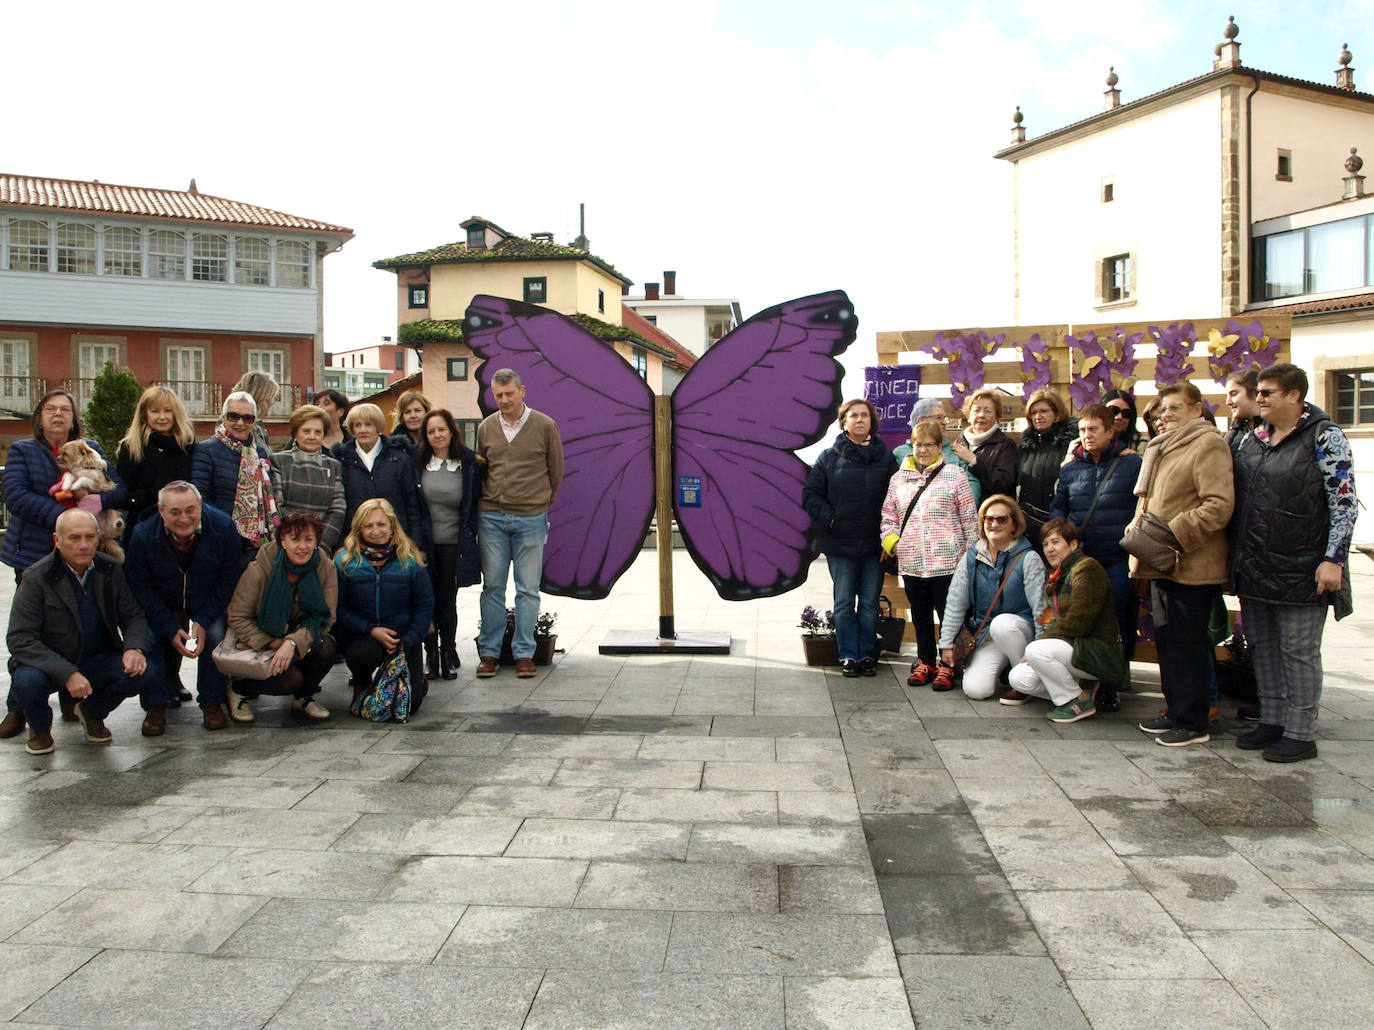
<box><xmin>1</xmin><ymin>389</ymin><xmax>128</xmax><ymax>579</ymax></box>
<box><xmin>116</xmin><ymin>386</ymin><xmax>197</xmax><ymax>540</ymax></box>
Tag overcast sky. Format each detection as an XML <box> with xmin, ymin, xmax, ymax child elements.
<box><xmin>8</xmin><ymin>1</ymin><xmax>1365</xmax><ymax>399</ymax></box>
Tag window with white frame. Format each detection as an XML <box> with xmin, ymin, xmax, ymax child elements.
<box><xmin>0</xmin><ymin>338</ymin><xmax>32</xmax><ymax>407</ymax></box>
<box><xmin>631</xmin><ymin>347</ymin><xmax>648</xmax><ymax>380</ymax></box>
<box><xmin>276</xmin><ymin>240</ymin><xmax>310</xmax><ymax>288</ymax></box>
<box><xmin>1333</xmin><ymin>368</ymin><xmax>1374</xmax><ymax>428</ymax></box>
<box><xmin>56</xmin><ymin>223</ymin><xmax>97</xmax><ymax>274</ymax></box>
<box><xmin>1099</xmin><ymin>253</ymin><xmax>1133</xmax><ymax>303</ymax></box>
<box><xmin>165</xmin><ymin>345</ymin><xmax>209</xmax><ymax>415</ymax></box>
<box><xmin>149</xmin><ymin>230</ymin><xmax>186</xmax><ymax>280</ymax></box>
<box><xmin>78</xmin><ymin>340</ymin><xmax>123</xmax><ymax>407</ymax></box>
<box><xmin>104</xmin><ymin>226</ymin><xmax>142</xmax><ymax>277</ymax></box>
<box><xmin>8</xmin><ymin>219</ymin><xmax>49</xmax><ymax>272</ymax></box>
<box><xmin>247</xmin><ymin>349</ymin><xmax>287</xmax><ymax>415</ymax></box>
<box><xmin>235</xmin><ymin>236</ymin><xmax>270</xmax><ymax>285</ymax></box>
<box><xmin>191</xmin><ymin>233</ymin><xmax>228</xmax><ymax>281</ymax></box>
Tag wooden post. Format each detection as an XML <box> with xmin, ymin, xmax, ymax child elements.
<box><xmin>654</xmin><ymin>395</ymin><xmax>675</xmax><ymax>640</ymax></box>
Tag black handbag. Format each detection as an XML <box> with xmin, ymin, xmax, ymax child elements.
<box><xmin>876</xmin><ymin>596</ymin><xmax>907</xmax><ymax>654</ymax></box>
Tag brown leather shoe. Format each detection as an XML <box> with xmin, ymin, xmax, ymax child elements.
<box><xmin>25</xmin><ymin>729</ymin><xmax>55</xmax><ymax>755</ymax></box>
<box><xmin>141</xmin><ymin>705</ymin><xmax>167</xmax><ymax>737</ymax></box>
<box><xmin>202</xmin><ymin>703</ymin><xmax>228</xmax><ymax>731</ymax></box>
<box><xmin>0</xmin><ymin>710</ymin><xmax>24</xmax><ymax>738</ymax></box>
<box><xmin>476</xmin><ymin>656</ymin><xmax>500</xmax><ymax>678</ymax></box>
<box><xmin>515</xmin><ymin>658</ymin><xmax>537</xmax><ymax>678</ymax></box>
<box><xmin>58</xmin><ymin>692</ymin><xmax>78</xmax><ymax>723</ymax></box>
<box><xmin>75</xmin><ymin>700</ymin><xmax>112</xmax><ymax>744</ymax></box>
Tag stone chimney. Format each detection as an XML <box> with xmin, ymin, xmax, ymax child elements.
<box><xmin>1010</xmin><ymin>106</ymin><xmax>1025</xmax><ymax>145</ymax></box>
<box><xmin>621</xmin><ymin>283</ymin><xmax>630</xmax><ymax>296</ymax></box>
<box><xmin>1337</xmin><ymin>43</ymin><xmax>1356</xmax><ymax>90</ymax></box>
<box><xmin>1104</xmin><ymin>67</ymin><xmax>1121</xmax><ymax>110</ymax></box>
<box><xmin>1214</xmin><ymin>16</ymin><xmax>1241</xmax><ymax>70</ymax></box>
<box><xmin>573</xmin><ymin>202</ymin><xmax>590</xmax><ymax>251</ymax></box>
<box><xmin>663</xmin><ymin>270</ymin><xmax>677</xmax><ymax>296</ymax></box>
<box><xmin>1344</xmin><ymin>148</ymin><xmax>1366</xmax><ymax>200</ymax></box>
<box><xmin>645</xmin><ymin>282</ymin><xmax>660</xmax><ymax>301</ymax></box>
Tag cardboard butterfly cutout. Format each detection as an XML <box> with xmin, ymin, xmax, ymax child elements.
<box><xmin>465</xmin><ymin>290</ymin><xmax>857</xmax><ymax>601</ymax></box>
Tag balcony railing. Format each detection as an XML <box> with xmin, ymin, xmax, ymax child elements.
<box><xmin>0</xmin><ymin>376</ymin><xmax>46</xmax><ymax>416</ymax></box>
<box><xmin>61</xmin><ymin>379</ymin><xmax>306</xmax><ymax>420</ymax></box>
<box><xmin>154</xmin><ymin>380</ymin><xmax>223</xmax><ymax>419</ymax></box>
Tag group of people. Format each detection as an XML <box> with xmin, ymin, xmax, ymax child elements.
<box><xmin>805</xmin><ymin>364</ymin><xmax>1355</xmax><ymax>761</ymax></box>
<box><xmin>1</xmin><ymin>369</ymin><xmax>563</xmax><ymax>755</ymax></box>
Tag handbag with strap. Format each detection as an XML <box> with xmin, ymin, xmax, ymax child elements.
<box><xmin>1118</xmin><ymin>448</ymin><xmax>1183</xmax><ymax>575</ymax></box>
<box><xmin>1077</xmin><ymin>456</ymin><xmax>1121</xmax><ymax>533</ymax></box>
<box><xmin>876</xmin><ymin>595</ymin><xmax>907</xmax><ymax>654</ymax></box>
<box><xmin>951</xmin><ymin>550</ymin><xmax>1027</xmax><ymax>668</ymax></box>
<box><xmin>881</xmin><ymin>468</ymin><xmax>939</xmax><ymax>576</ymax></box>
<box><xmin>210</xmin><ymin>627</ymin><xmax>276</xmax><ymax>680</ymax></box>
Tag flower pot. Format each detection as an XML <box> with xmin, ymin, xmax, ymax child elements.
<box><xmin>801</xmin><ymin>635</ymin><xmax>839</xmax><ymax>667</ymax></box>
<box><xmin>479</xmin><ymin>632</ymin><xmax>557</xmax><ymax>667</ymax></box>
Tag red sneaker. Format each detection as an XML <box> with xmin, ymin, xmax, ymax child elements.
<box><xmin>932</xmin><ymin>664</ymin><xmax>957</xmax><ymax>691</ymax></box>
<box><xmin>907</xmin><ymin>661</ymin><xmax>936</xmax><ymax>687</ymax></box>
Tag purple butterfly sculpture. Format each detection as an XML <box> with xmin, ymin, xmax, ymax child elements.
<box><xmin>464</xmin><ymin>292</ymin><xmax>857</xmax><ymax>601</ymax></box>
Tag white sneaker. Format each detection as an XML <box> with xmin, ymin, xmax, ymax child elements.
<box><xmin>226</xmin><ymin>683</ymin><xmax>254</xmax><ymax>723</ymax></box>
<box><xmin>292</xmin><ymin>697</ymin><xmax>330</xmax><ymax>721</ymax></box>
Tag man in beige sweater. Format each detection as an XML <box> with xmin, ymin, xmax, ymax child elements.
<box><xmin>475</xmin><ymin>369</ymin><xmax>564</xmax><ymax>678</ymax></box>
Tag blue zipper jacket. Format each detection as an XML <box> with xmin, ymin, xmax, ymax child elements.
<box><xmin>333</xmin><ymin>551</ymin><xmax>435</xmax><ymax>649</ymax></box>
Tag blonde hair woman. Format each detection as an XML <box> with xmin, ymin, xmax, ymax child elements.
<box><xmin>334</xmin><ymin>499</ymin><xmax>435</xmax><ymax>710</ymax></box>
<box><xmin>333</xmin><ymin>402</ymin><xmax>422</xmax><ymax>544</ymax></box>
<box><xmin>232</xmin><ymin>370</ymin><xmax>279</xmax><ymax>451</ymax></box>
<box><xmin>116</xmin><ymin>385</ymin><xmax>197</xmax><ymax>537</ymax></box>
<box><xmin>390</xmin><ymin>389</ymin><xmax>432</xmax><ymax>450</ymax></box>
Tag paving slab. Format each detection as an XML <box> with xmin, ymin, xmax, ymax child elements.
<box><xmin>187</xmin><ymin>846</ymin><xmax>407</xmax><ymax>900</ymax></box>
<box><xmin>686</xmin><ymin>824</ymin><xmax>871</xmax><ymax>865</ymax></box>
<box><xmin>899</xmin><ymin>955</ymin><xmax>1089</xmax><ymax>1030</ymax></box>
<box><xmin>523</xmin><ymin>970</ymin><xmax>784</xmax><ymax>1030</ymax></box>
<box><xmin>13</xmin><ymin>885</ymin><xmax>264</xmax><ymax>953</ymax></box>
<box><xmin>3</xmin><ymin>839</ymin><xmax>232</xmax><ymax>888</ymax></box>
<box><xmin>1123</xmin><ymin>853</ymin><xmax>1316</xmax><ymax>930</ymax></box>
<box><xmin>162</xmin><ymin>807</ymin><xmax>360</xmax><ymax>849</ymax></box>
<box><xmin>878</xmin><ymin>873</ymin><xmax>1046</xmax><ymax>955</ymax></box>
<box><xmin>779</xmin><ymin>863</ymin><xmax>885</xmax><ymax>915</ymax></box>
<box><xmin>663</xmin><ymin>912</ymin><xmax>899</xmax><ymax>976</ymax></box>
<box><xmin>379</xmin><ymin>855</ymin><xmax>588</xmax><ymax>906</ymax></box>
<box><xmin>784</xmin><ymin>975</ymin><xmax>915</xmax><ymax>1030</ymax></box>
<box><xmin>436</xmin><ymin>904</ymin><xmax>673</xmax><ymax>969</ymax></box>
<box><xmin>576</xmin><ymin>858</ymin><xmax>779</xmax><ymax>912</ymax></box>
<box><xmin>329</xmin><ymin>811</ymin><xmax>522</xmax><ymax>856</ymax></box>
<box><xmin>614</xmin><ymin>787</ymin><xmax>777</xmax><ymax>824</ymax></box>
<box><xmin>1067</xmin><ymin>979</ymin><xmax>1266</xmax><ymax>1030</ymax></box>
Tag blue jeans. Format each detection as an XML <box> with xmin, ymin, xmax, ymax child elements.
<box><xmin>478</xmin><ymin>512</ymin><xmax>548</xmax><ymax>660</ymax></box>
<box><xmin>827</xmin><ymin>554</ymin><xmax>884</xmax><ymax>662</ymax></box>
<box><xmin>142</xmin><ymin>616</ymin><xmax>228</xmax><ymax>708</ymax></box>
<box><xmin>11</xmin><ymin>651</ymin><xmax>151</xmax><ymax>733</ymax></box>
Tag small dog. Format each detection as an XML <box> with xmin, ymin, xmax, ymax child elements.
<box><xmin>50</xmin><ymin>440</ymin><xmax>126</xmax><ymax>562</ymax></box>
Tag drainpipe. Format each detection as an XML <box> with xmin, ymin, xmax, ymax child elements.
<box><xmin>1242</xmin><ymin>75</ymin><xmax>1261</xmax><ymax>311</ymax></box>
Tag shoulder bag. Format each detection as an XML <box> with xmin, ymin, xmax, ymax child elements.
<box><xmin>951</xmin><ymin>550</ymin><xmax>1026</xmax><ymax>668</ymax></box>
<box><xmin>1118</xmin><ymin>452</ymin><xmax>1183</xmax><ymax>576</ymax></box>
<box><xmin>211</xmin><ymin>627</ymin><xmax>276</xmax><ymax>680</ymax></box>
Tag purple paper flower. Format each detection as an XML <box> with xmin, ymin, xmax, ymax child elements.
<box><xmin>1067</xmin><ymin>327</ymin><xmax>1141</xmax><ymax>411</ymax></box>
<box><xmin>918</xmin><ymin>330</ymin><xmax>1006</xmax><ymax>409</ymax></box>
<box><xmin>1017</xmin><ymin>333</ymin><xmax>1052</xmax><ymax>401</ymax></box>
<box><xmin>1207</xmin><ymin>319</ymin><xmax>1276</xmax><ymax>384</ymax></box>
<box><xmin>1147</xmin><ymin>322</ymin><xmax>1198</xmax><ymax>388</ymax></box>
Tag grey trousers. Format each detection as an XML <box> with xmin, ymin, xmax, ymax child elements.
<box><xmin>1240</xmin><ymin>597</ymin><xmax>1328</xmax><ymax>741</ymax></box>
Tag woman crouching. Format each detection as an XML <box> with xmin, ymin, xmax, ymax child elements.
<box><xmin>334</xmin><ymin>499</ymin><xmax>434</xmax><ymax>713</ymax></box>
<box><xmin>225</xmin><ymin>513</ymin><xmax>338</xmax><ymax>723</ymax></box>
<box><xmin>1006</xmin><ymin>518</ymin><xmax>1127</xmax><ymax>722</ymax></box>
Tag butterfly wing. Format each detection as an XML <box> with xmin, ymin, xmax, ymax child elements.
<box><xmin>671</xmin><ymin>291</ymin><xmax>857</xmax><ymax>599</ymax></box>
<box><xmin>464</xmin><ymin>295</ymin><xmax>655</xmax><ymax>600</ymax></box>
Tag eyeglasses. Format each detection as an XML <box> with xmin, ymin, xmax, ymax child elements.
<box><xmin>224</xmin><ymin>412</ymin><xmax>257</xmax><ymax>424</ymax></box>
<box><xmin>983</xmin><ymin>514</ymin><xmax>1011</xmax><ymax>525</ymax></box>
<box><xmin>41</xmin><ymin>404</ymin><xmax>72</xmax><ymax>415</ymax></box>
<box><xmin>1255</xmin><ymin>387</ymin><xmax>1290</xmax><ymax>399</ymax></box>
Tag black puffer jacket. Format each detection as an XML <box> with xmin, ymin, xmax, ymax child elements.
<box><xmin>1017</xmin><ymin>418</ymin><xmax>1078</xmax><ymax>532</ymax></box>
<box><xmin>966</xmin><ymin>428</ymin><xmax>1017</xmax><ymax>500</ymax></box>
<box><xmin>1048</xmin><ymin>436</ymin><xmax>1142</xmax><ymax>567</ymax></box>
<box><xmin>1231</xmin><ymin>405</ymin><xmax>1333</xmax><ymax>607</ymax></box>
<box><xmin>803</xmin><ymin>433</ymin><xmax>898</xmax><ymax>559</ymax></box>
<box><xmin>117</xmin><ymin>432</ymin><xmax>195</xmax><ymax>540</ymax></box>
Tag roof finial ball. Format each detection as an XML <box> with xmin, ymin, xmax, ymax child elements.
<box><xmin>1349</xmin><ymin>148</ymin><xmax>1364</xmax><ymax>175</ymax></box>
<box><xmin>1345</xmin><ymin>147</ymin><xmax>1367</xmax><ymax>200</ymax></box>
<box><xmin>1106</xmin><ymin>66</ymin><xmax>1119</xmax><ymax>88</ymax></box>
<box><xmin>1104</xmin><ymin>66</ymin><xmax>1122</xmax><ymax>110</ymax></box>
<box><xmin>1337</xmin><ymin>44</ymin><xmax>1356</xmax><ymax>90</ymax></box>
<box><xmin>1340</xmin><ymin>43</ymin><xmax>1353</xmax><ymax>67</ymax></box>
<box><xmin>1011</xmin><ymin>105</ymin><xmax>1026</xmax><ymax>144</ymax></box>
<box><xmin>1224</xmin><ymin>16</ymin><xmax>1239</xmax><ymax>41</ymax></box>
<box><xmin>1215</xmin><ymin>16</ymin><xmax>1241</xmax><ymax>69</ymax></box>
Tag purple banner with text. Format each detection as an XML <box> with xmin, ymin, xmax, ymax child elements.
<box><xmin>864</xmin><ymin>365</ymin><xmax>922</xmax><ymax>449</ymax></box>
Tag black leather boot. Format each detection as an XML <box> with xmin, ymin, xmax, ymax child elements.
<box><xmin>440</xmin><ymin>644</ymin><xmax>460</xmax><ymax>680</ymax></box>
<box><xmin>425</xmin><ymin>638</ymin><xmax>440</xmax><ymax>680</ymax></box>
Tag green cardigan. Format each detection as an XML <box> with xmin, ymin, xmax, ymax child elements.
<box><xmin>1041</xmin><ymin>549</ymin><xmax>1128</xmax><ymax>686</ymax></box>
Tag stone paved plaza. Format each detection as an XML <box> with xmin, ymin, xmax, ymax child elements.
<box><xmin>1</xmin><ymin>552</ymin><xmax>1373</xmax><ymax>1028</ymax></box>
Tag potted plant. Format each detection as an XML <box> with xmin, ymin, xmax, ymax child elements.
<box><xmin>481</xmin><ymin>609</ymin><xmax>558</xmax><ymax>666</ymax></box>
<box><xmin>798</xmin><ymin>605</ymin><xmax>839</xmax><ymax>666</ymax></box>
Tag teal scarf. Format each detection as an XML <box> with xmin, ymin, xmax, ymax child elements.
<box><xmin>258</xmin><ymin>547</ymin><xmax>329</xmax><ymax>643</ymax></box>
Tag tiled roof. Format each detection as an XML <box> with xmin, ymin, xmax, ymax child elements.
<box><xmin>1253</xmin><ymin>292</ymin><xmax>1374</xmax><ymax>317</ymax></box>
<box><xmin>0</xmin><ymin>173</ymin><xmax>353</xmax><ymax>234</ymax></box>
<box><xmin>996</xmin><ymin>67</ymin><xmax>1374</xmax><ymax>159</ymax></box>
<box><xmin>373</xmin><ymin>234</ymin><xmax>633</xmax><ymax>286</ymax></box>
<box><xmin>620</xmin><ymin>304</ymin><xmax>697</xmax><ymax>370</ymax></box>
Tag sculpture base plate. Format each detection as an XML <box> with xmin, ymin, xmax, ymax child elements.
<box><xmin>598</xmin><ymin>629</ymin><xmax>732</xmax><ymax>655</ymax></box>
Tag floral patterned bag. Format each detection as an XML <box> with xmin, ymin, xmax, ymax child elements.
<box><xmin>351</xmin><ymin>650</ymin><xmax>411</xmax><ymax>723</ymax></box>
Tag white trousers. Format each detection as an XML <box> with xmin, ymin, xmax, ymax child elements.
<box><xmin>961</xmin><ymin>613</ymin><xmax>1035</xmax><ymax>699</ymax></box>
<box><xmin>1008</xmin><ymin>637</ymin><xmax>1091</xmax><ymax>707</ymax></box>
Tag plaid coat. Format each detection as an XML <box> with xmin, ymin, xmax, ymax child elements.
<box><xmin>270</xmin><ymin>447</ymin><xmax>347</xmax><ymax>551</ymax></box>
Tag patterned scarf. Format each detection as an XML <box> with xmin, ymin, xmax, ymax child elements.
<box><xmin>216</xmin><ymin>425</ymin><xmax>278</xmax><ymax>545</ymax></box>
<box><xmin>360</xmin><ymin>540</ymin><xmax>397</xmax><ymax>565</ymax></box>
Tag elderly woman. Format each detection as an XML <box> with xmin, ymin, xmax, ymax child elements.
<box><xmin>880</xmin><ymin>419</ymin><xmax>977</xmax><ymax>688</ymax></box>
<box><xmin>1016</xmin><ymin>388</ymin><xmax>1077</xmax><ymax>545</ymax></box>
<box><xmin>224</xmin><ymin>512</ymin><xmax>338</xmax><ymax>724</ymax></box>
<box><xmin>232</xmin><ymin>371</ymin><xmax>280</xmax><ymax>452</ymax></box>
<box><xmin>1</xmin><ymin>389</ymin><xmax>128</xmax><ymax>578</ymax></box>
<box><xmin>335</xmin><ymin>499</ymin><xmax>435</xmax><ymax>712</ymax></box>
<box><xmin>315</xmin><ymin>389</ymin><xmax>350</xmax><ymax>450</ymax></box>
<box><xmin>116</xmin><ymin>385</ymin><xmax>197</xmax><ymax>539</ymax></box>
<box><xmin>1132</xmin><ymin>381</ymin><xmax>1234</xmax><ymax>748</ymax></box>
<box><xmin>1103</xmin><ymin>389</ymin><xmax>1144</xmax><ymax>453</ymax></box>
<box><xmin>390</xmin><ymin>390</ymin><xmax>431</xmax><ymax>452</ymax></box>
<box><xmin>939</xmin><ymin>495</ymin><xmax>1046</xmax><ymax>699</ymax></box>
<box><xmin>416</xmin><ymin>408</ymin><xmax>481</xmax><ymax>680</ymax></box>
<box><xmin>803</xmin><ymin>398</ymin><xmax>897</xmax><ymax>677</ymax></box>
<box><xmin>894</xmin><ymin>397</ymin><xmax>981</xmax><ymax>505</ymax></box>
<box><xmin>951</xmin><ymin>387</ymin><xmax>1017</xmax><ymax>501</ymax></box>
<box><xmin>1006</xmin><ymin>519</ymin><xmax>1126</xmax><ymax>722</ymax></box>
<box><xmin>191</xmin><ymin>391</ymin><xmax>277</xmax><ymax>568</ymax></box>
<box><xmin>333</xmin><ymin>402</ymin><xmax>422</xmax><ymax>545</ymax></box>
<box><xmin>1048</xmin><ymin>401</ymin><xmax>1142</xmax><ymax>711</ymax></box>
<box><xmin>270</xmin><ymin>404</ymin><xmax>347</xmax><ymax>552</ymax></box>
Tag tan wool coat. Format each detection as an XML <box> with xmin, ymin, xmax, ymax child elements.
<box><xmin>1129</xmin><ymin>417</ymin><xmax>1234</xmax><ymax>584</ymax></box>
<box><xmin>227</xmin><ymin>540</ymin><xmax>338</xmax><ymax>654</ymax></box>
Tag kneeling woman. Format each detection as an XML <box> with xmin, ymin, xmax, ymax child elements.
<box><xmin>225</xmin><ymin>513</ymin><xmax>338</xmax><ymax>723</ymax></box>
<box><xmin>334</xmin><ymin>499</ymin><xmax>434</xmax><ymax>712</ymax></box>
<box><xmin>1006</xmin><ymin>519</ymin><xmax>1127</xmax><ymax>723</ymax></box>
<box><xmin>938</xmin><ymin>495</ymin><xmax>1046</xmax><ymax>699</ymax></box>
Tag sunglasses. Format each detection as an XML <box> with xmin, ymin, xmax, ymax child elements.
<box><xmin>983</xmin><ymin>514</ymin><xmax>1011</xmax><ymax>525</ymax></box>
<box><xmin>224</xmin><ymin>412</ymin><xmax>257</xmax><ymax>424</ymax></box>
<box><xmin>1255</xmin><ymin>387</ymin><xmax>1290</xmax><ymax>399</ymax></box>
<box><xmin>1108</xmin><ymin>408</ymin><xmax>1129</xmax><ymax>419</ymax></box>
